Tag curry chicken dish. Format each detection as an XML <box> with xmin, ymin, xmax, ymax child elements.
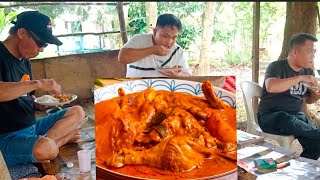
<box><xmin>95</xmin><ymin>80</ymin><xmax>237</xmax><ymax>179</ymax></box>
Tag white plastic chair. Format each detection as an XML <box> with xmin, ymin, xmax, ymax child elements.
<box><xmin>240</xmin><ymin>80</ymin><xmax>295</xmax><ymax>148</ymax></box>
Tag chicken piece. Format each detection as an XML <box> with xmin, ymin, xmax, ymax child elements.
<box><xmin>106</xmin><ymin>136</ymin><xmax>216</xmax><ymax>172</ymax></box>
<box><xmin>179</xmin><ymin>101</ymin><xmax>213</xmax><ymax>120</ymax></box>
<box><xmin>132</xmin><ymin>87</ymin><xmax>156</xmax><ymax>109</ymax></box>
<box><xmin>118</xmin><ymin>88</ymin><xmax>125</xmax><ymax>96</ymax></box>
<box><xmin>201</xmin><ymin>80</ymin><xmax>228</xmax><ymax>109</ymax></box>
<box><xmin>153</xmin><ymin>94</ymin><xmax>168</xmax><ymax>111</ymax></box>
<box><xmin>205</xmin><ymin>109</ymin><xmax>236</xmax><ymax>143</ymax></box>
<box><xmin>135</xmin><ymin>107</ymin><xmax>219</xmax><ymax>148</ymax></box>
<box><xmin>111</xmin><ymin>113</ymin><xmax>137</xmax><ymax>150</ymax></box>
<box><xmin>117</xmin><ymin>88</ymin><xmax>134</xmax><ymax>111</ymax></box>
<box><xmin>139</xmin><ymin>102</ymin><xmax>156</xmax><ymax>124</ymax></box>
<box><xmin>95</xmin><ymin>99</ymin><xmax>135</xmax><ymax>160</ymax></box>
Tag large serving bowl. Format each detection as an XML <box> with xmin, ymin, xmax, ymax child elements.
<box><xmin>94</xmin><ymin>78</ymin><xmax>236</xmax><ymax>180</ymax></box>
<box><xmin>94</xmin><ymin>79</ymin><xmax>236</xmax><ymax>107</ymax></box>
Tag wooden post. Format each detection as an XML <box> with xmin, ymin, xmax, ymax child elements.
<box><xmin>317</xmin><ymin>6</ymin><xmax>320</xmax><ymax>28</ymax></box>
<box><xmin>252</xmin><ymin>2</ymin><xmax>260</xmax><ymax>83</ymax></box>
<box><xmin>116</xmin><ymin>2</ymin><xmax>128</xmax><ymax>45</ymax></box>
<box><xmin>252</xmin><ymin>2</ymin><xmax>260</xmax><ymax>115</ymax></box>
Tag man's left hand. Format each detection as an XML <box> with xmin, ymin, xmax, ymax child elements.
<box><xmin>306</xmin><ymin>88</ymin><xmax>320</xmax><ymax>104</ymax></box>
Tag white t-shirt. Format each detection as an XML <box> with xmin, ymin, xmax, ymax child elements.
<box><xmin>123</xmin><ymin>34</ymin><xmax>191</xmax><ymax>78</ymax></box>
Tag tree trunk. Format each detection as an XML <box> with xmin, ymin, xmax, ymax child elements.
<box><xmin>278</xmin><ymin>2</ymin><xmax>318</xmax><ymax>126</ymax></box>
<box><xmin>198</xmin><ymin>2</ymin><xmax>216</xmax><ymax>76</ymax></box>
<box><xmin>145</xmin><ymin>2</ymin><xmax>158</xmax><ymax>32</ymax></box>
<box><xmin>278</xmin><ymin>2</ymin><xmax>317</xmax><ymax>60</ymax></box>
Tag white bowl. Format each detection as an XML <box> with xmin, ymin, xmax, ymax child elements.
<box><xmin>94</xmin><ymin>78</ymin><xmax>236</xmax><ymax>108</ymax></box>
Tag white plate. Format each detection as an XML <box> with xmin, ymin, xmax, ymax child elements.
<box><xmin>94</xmin><ymin>79</ymin><xmax>236</xmax><ymax>108</ymax></box>
<box><xmin>34</xmin><ymin>94</ymin><xmax>77</xmax><ymax>106</ymax></box>
<box><xmin>155</xmin><ymin>66</ymin><xmax>182</xmax><ymax>73</ymax></box>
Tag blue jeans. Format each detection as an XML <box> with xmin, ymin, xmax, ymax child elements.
<box><xmin>0</xmin><ymin>108</ymin><xmax>68</xmax><ymax>168</ymax></box>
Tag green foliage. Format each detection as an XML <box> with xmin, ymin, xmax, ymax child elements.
<box><xmin>1</xmin><ymin>2</ymin><xmax>94</xmax><ymax>39</ymax></box>
<box><xmin>224</xmin><ymin>50</ymin><xmax>252</xmax><ymax>66</ymax></box>
<box><xmin>127</xmin><ymin>2</ymin><xmax>147</xmax><ymax>35</ymax></box>
<box><xmin>157</xmin><ymin>2</ymin><xmax>205</xmax><ymax>18</ymax></box>
<box><xmin>5</xmin><ymin>3</ymin><xmax>91</xmax><ymax>23</ymax></box>
<box><xmin>0</xmin><ymin>8</ymin><xmax>18</xmax><ymax>34</ymax></box>
<box><xmin>211</xmin><ymin>2</ymin><xmax>235</xmax><ymax>44</ymax></box>
<box><xmin>71</xmin><ymin>21</ymin><xmax>81</xmax><ymax>33</ymax></box>
<box><xmin>260</xmin><ymin>2</ymin><xmax>286</xmax><ymax>46</ymax></box>
<box><xmin>157</xmin><ymin>2</ymin><xmax>203</xmax><ymax>50</ymax></box>
<box><xmin>127</xmin><ymin>2</ymin><xmax>201</xmax><ymax>49</ymax></box>
<box><xmin>177</xmin><ymin>22</ymin><xmax>197</xmax><ymax>50</ymax></box>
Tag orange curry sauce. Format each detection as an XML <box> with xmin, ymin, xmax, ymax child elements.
<box><xmin>95</xmin><ymin>89</ymin><xmax>237</xmax><ymax>179</ymax></box>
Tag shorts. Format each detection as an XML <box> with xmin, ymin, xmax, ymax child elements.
<box><xmin>0</xmin><ymin>108</ymin><xmax>68</xmax><ymax>168</ymax></box>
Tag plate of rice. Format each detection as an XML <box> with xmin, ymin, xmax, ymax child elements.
<box><xmin>34</xmin><ymin>94</ymin><xmax>77</xmax><ymax>106</ymax></box>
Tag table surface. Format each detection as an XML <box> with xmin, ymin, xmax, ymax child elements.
<box><xmin>237</xmin><ymin>130</ymin><xmax>320</xmax><ymax>180</ymax></box>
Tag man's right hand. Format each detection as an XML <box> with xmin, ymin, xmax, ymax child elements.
<box><xmin>38</xmin><ymin>79</ymin><xmax>61</xmax><ymax>96</ymax></box>
<box><xmin>300</xmin><ymin>75</ymin><xmax>318</xmax><ymax>87</ymax></box>
<box><xmin>153</xmin><ymin>45</ymin><xmax>171</xmax><ymax>56</ymax></box>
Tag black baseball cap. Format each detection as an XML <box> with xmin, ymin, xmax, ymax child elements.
<box><xmin>11</xmin><ymin>11</ymin><xmax>62</xmax><ymax>46</ymax></box>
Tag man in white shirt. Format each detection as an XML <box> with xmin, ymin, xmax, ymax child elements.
<box><xmin>118</xmin><ymin>14</ymin><xmax>191</xmax><ymax>78</ymax></box>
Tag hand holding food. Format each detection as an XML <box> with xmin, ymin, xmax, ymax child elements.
<box><xmin>38</xmin><ymin>79</ymin><xmax>61</xmax><ymax>96</ymax></box>
<box><xmin>153</xmin><ymin>45</ymin><xmax>171</xmax><ymax>56</ymax></box>
<box><xmin>300</xmin><ymin>75</ymin><xmax>318</xmax><ymax>87</ymax></box>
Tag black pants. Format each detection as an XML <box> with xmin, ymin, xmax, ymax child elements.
<box><xmin>258</xmin><ymin>111</ymin><xmax>320</xmax><ymax>160</ymax></box>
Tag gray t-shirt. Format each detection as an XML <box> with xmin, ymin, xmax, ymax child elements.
<box><xmin>258</xmin><ymin>59</ymin><xmax>314</xmax><ymax>113</ymax></box>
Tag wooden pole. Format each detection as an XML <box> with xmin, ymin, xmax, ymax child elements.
<box><xmin>252</xmin><ymin>2</ymin><xmax>260</xmax><ymax>115</ymax></box>
<box><xmin>116</xmin><ymin>2</ymin><xmax>128</xmax><ymax>45</ymax></box>
<box><xmin>252</xmin><ymin>2</ymin><xmax>260</xmax><ymax>83</ymax></box>
<box><xmin>317</xmin><ymin>6</ymin><xmax>320</xmax><ymax>28</ymax></box>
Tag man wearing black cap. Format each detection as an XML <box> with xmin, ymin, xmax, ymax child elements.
<box><xmin>0</xmin><ymin>11</ymin><xmax>85</xmax><ymax>168</ymax></box>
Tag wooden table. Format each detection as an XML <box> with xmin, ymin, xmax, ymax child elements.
<box><xmin>35</xmin><ymin>102</ymin><xmax>96</xmax><ymax>179</ymax></box>
<box><xmin>237</xmin><ymin>130</ymin><xmax>320</xmax><ymax>179</ymax></box>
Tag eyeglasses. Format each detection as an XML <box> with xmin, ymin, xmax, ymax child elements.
<box><xmin>26</xmin><ymin>30</ymin><xmax>48</xmax><ymax>48</ymax></box>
